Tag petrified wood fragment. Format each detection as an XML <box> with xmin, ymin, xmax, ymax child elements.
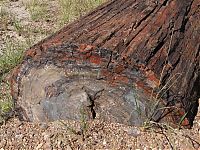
<box><xmin>11</xmin><ymin>0</ymin><xmax>199</xmax><ymax>127</ymax></box>
<box><xmin>11</xmin><ymin>44</ymin><xmax>166</xmax><ymax>125</ymax></box>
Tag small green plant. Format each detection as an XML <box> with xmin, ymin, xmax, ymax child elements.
<box><xmin>79</xmin><ymin>106</ymin><xmax>89</xmax><ymax>140</ymax></box>
<box><xmin>142</xmin><ymin>72</ymin><xmax>182</xmax><ymax>129</ymax></box>
<box><xmin>12</xmin><ymin>18</ymin><xmax>24</xmax><ymax>35</ymax></box>
<box><xmin>0</xmin><ymin>80</ymin><xmax>14</xmax><ymax>124</ymax></box>
<box><xmin>0</xmin><ymin>39</ymin><xmax>26</xmax><ymax>75</ymax></box>
<box><xmin>60</xmin><ymin>105</ymin><xmax>89</xmax><ymax>141</ymax></box>
<box><xmin>178</xmin><ymin>111</ymin><xmax>188</xmax><ymax>126</ymax></box>
<box><xmin>143</xmin><ymin>27</ymin><xmax>183</xmax><ymax>127</ymax></box>
<box><xmin>0</xmin><ymin>37</ymin><xmax>27</xmax><ymax>123</ymax></box>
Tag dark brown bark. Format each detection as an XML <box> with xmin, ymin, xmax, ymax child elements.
<box><xmin>11</xmin><ymin>0</ymin><xmax>200</xmax><ymax>127</ymax></box>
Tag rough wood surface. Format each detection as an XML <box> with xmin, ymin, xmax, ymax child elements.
<box><xmin>11</xmin><ymin>0</ymin><xmax>200</xmax><ymax>127</ymax></box>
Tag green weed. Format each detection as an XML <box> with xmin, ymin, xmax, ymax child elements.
<box><xmin>0</xmin><ymin>39</ymin><xmax>26</xmax><ymax>75</ymax></box>
<box><xmin>0</xmin><ymin>37</ymin><xmax>30</xmax><ymax>123</ymax></box>
<box><xmin>60</xmin><ymin>106</ymin><xmax>89</xmax><ymax>141</ymax></box>
<box><xmin>0</xmin><ymin>80</ymin><xmax>14</xmax><ymax>124</ymax></box>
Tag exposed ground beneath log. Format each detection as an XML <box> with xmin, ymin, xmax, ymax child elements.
<box><xmin>0</xmin><ymin>117</ymin><xmax>200</xmax><ymax>149</ymax></box>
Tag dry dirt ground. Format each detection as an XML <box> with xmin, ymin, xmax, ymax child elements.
<box><xmin>0</xmin><ymin>0</ymin><xmax>200</xmax><ymax>149</ymax></box>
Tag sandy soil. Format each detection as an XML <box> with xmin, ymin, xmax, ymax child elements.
<box><xmin>0</xmin><ymin>115</ymin><xmax>200</xmax><ymax>149</ymax></box>
<box><xmin>0</xmin><ymin>0</ymin><xmax>200</xmax><ymax>149</ymax></box>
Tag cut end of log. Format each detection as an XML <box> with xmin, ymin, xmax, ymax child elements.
<box><xmin>10</xmin><ymin>43</ymin><xmax>192</xmax><ymax>127</ymax></box>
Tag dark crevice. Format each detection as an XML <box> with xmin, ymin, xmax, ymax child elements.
<box><xmin>87</xmin><ymin>96</ymin><xmax>96</xmax><ymax>119</ymax></box>
<box><xmin>162</xmin><ymin>0</ymin><xmax>169</xmax><ymax>6</ymax></box>
<box><xmin>180</xmin><ymin>17</ymin><xmax>189</xmax><ymax>33</ymax></box>
<box><xmin>134</xmin><ymin>5</ymin><xmax>158</xmax><ymax>29</ymax></box>
<box><xmin>100</xmin><ymin>24</ymin><xmax>125</xmax><ymax>47</ymax></box>
<box><xmin>195</xmin><ymin>44</ymin><xmax>200</xmax><ymax>59</ymax></box>
<box><xmin>145</xmin><ymin>41</ymin><xmax>165</xmax><ymax>64</ymax></box>
<box><xmin>124</xmin><ymin>23</ymin><xmax>148</xmax><ymax>47</ymax></box>
<box><xmin>169</xmin><ymin>54</ymin><xmax>181</xmax><ymax>71</ymax></box>
<box><xmin>106</xmin><ymin>51</ymin><xmax>113</xmax><ymax>69</ymax></box>
<box><xmin>134</xmin><ymin>0</ymin><xmax>169</xmax><ymax>29</ymax></box>
<box><xmin>124</xmin><ymin>0</ymin><xmax>169</xmax><ymax>49</ymax></box>
<box><xmin>186</xmin><ymin>74</ymin><xmax>200</xmax><ymax>126</ymax></box>
<box><xmin>85</xmin><ymin>88</ymin><xmax>104</xmax><ymax>119</ymax></box>
<box><xmin>178</xmin><ymin>0</ymin><xmax>194</xmax><ymax>33</ymax></box>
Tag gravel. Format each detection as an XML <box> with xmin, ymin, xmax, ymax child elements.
<box><xmin>0</xmin><ymin>116</ymin><xmax>199</xmax><ymax>149</ymax></box>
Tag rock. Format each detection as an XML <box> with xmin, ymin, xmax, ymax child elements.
<box><xmin>125</xmin><ymin>128</ymin><xmax>141</xmax><ymax>137</ymax></box>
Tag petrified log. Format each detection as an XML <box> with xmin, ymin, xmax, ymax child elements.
<box><xmin>11</xmin><ymin>0</ymin><xmax>199</xmax><ymax>127</ymax></box>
